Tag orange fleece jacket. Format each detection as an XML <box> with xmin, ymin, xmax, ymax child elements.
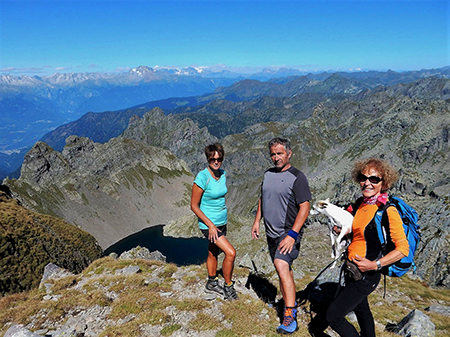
<box><xmin>348</xmin><ymin>202</ymin><xmax>409</xmax><ymax>262</ymax></box>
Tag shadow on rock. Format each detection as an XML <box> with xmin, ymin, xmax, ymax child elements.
<box><xmin>297</xmin><ymin>265</ymin><xmax>344</xmax><ymax>336</ymax></box>
<box><xmin>245</xmin><ymin>273</ymin><xmax>288</xmax><ymax>321</ymax></box>
<box><xmin>245</xmin><ymin>273</ymin><xmax>278</xmax><ymax>305</ymax></box>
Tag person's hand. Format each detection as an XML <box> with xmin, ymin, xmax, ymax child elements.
<box><xmin>352</xmin><ymin>254</ymin><xmax>376</xmax><ymax>272</ymax></box>
<box><xmin>277</xmin><ymin>235</ymin><xmax>295</xmax><ymax>255</ymax></box>
<box><xmin>208</xmin><ymin>226</ymin><xmax>220</xmax><ymax>243</ymax></box>
<box><xmin>251</xmin><ymin>222</ymin><xmax>260</xmax><ymax>239</ymax></box>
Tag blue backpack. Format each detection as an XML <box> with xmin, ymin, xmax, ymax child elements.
<box><xmin>354</xmin><ymin>196</ymin><xmax>421</xmax><ymax>277</ymax></box>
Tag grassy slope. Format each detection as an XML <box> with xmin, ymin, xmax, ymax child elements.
<box><xmin>0</xmin><ymin>191</ymin><xmax>103</xmax><ymax>295</ymax></box>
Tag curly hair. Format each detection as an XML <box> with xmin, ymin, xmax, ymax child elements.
<box><xmin>352</xmin><ymin>157</ymin><xmax>399</xmax><ymax>192</ymax></box>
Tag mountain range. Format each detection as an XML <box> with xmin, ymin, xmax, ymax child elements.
<box><xmin>0</xmin><ymin>66</ymin><xmax>238</xmax><ymax>157</ymax></box>
<box><xmin>2</xmin><ymin>66</ymin><xmax>450</xmax><ymax>290</ymax></box>
<box><xmin>1</xmin><ymin>65</ymin><xmax>450</xmax><ymax>180</ymax></box>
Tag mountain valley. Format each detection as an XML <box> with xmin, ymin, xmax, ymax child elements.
<box><xmin>1</xmin><ymin>67</ymin><xmax>450</xmax><ymax>297</ymax></box>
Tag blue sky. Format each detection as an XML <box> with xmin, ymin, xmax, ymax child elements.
<box><xmin>0</xmin><ymin>0</ymin><xmax>448</xmax><ymax>76</ymax></box>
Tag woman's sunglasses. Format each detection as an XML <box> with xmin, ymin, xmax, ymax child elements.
<box><xmin>357</xmin><ymin>173</ymin><xmax>382</xmax><ymax>184</ymax></box>
<box><xmin>208</xmin><ymin>157</ymin><xmax>223</xmax><ymax>163</ymax></box>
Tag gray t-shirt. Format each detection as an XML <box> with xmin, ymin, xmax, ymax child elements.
<box><xmin>261</xmin><ymin>166</ymin><xmax>311</xmax><ymax>239</ymax></box>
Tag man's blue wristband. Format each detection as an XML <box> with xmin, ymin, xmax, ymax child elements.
<box><xmin>287</xmin><ymin>229</ymin><xmax>298</xmax><ymax>240</ymax></box>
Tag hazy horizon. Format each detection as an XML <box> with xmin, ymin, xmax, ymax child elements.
<box><xmin>1</xmin><ymin>0</ymin><xmax>448</xmax><ymax>77</ymax></box>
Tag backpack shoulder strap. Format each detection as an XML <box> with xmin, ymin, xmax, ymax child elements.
<box><xmin>351</xmin><ymin>197</ymin><xmax>364</xmax><ymax>216</ymax></box>
<box><xmin>374</xmin><ymin>199</ymin><xmax>396</xmax><ymax>255</ymax></box>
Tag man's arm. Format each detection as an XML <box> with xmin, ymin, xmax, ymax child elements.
<box><xmin>277</xmin><ymin>201</ymin><xmax>310</xmax><ymax>254</ymax></box>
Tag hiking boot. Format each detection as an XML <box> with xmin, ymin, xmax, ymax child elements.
<box><xmin>276</xmin><ymin>307</ymin><xmax>298</xmax><ymax>334</ymax></box>
<box><xmin>205</xmin><ymin>278</ymin><xmax>223</xmax><ymax>295</ymax></box>
<box><xmin>224</xmin><ymin>281</ymin><xmax>238</xmax><ymax>301</ymax></box>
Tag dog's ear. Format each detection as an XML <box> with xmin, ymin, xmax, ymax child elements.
<box><xmin>318</xmin><ymin>200</ymin><xmax>327</xmax><ymax>209</ymax></box>
<box><xmin>325</xmin><ymin>198</ymin><xmax>330</xmax><ymax>203</ymax></box>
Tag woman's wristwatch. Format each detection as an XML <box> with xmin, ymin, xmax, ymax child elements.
<box><xmin>375</xmin><ymin>259</ymin><xmax>382</xmax><ymax>271</ymax></box>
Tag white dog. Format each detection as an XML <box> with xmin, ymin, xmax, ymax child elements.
<box><xmin>310</xmin><ymin>198</ymin><xmax>354</xmax><ymax>267</ymax></box>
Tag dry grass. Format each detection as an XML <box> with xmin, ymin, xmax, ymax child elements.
<box><xmin>221</xmin><ymin>294</ymin><xmax>280</xmax><ymax>336</ymax></box>
<box><xmin>2</xmin><ymin>255</ymin><xmax>450</xmax><ymax>337</ymax></box>
<box><xmin>173</xmin><ymin>298</ymin><xmax>210</xmax><ymax>311</ymax></box>
<box><xmin>189</xmin><ymin>312</ymin><xmax>222</xmax><ymax>331</ymax></box>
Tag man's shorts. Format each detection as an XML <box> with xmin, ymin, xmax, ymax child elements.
<box><xmin>267</xmin><ymin>233</ymin><xmax>301</xmax><ymax>267</ymax></box>
<box><xmin>200</xmin><ymin>225</ymin><xmax>227</xmax><ymax>240</ymax></box>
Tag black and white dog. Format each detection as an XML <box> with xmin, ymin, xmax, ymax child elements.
<box><xmin>310</xmin><ymin>199</ymin><xmax>353</xmax><ymax>267</ymax></box>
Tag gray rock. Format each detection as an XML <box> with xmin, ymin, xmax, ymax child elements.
<box><xmin>114</xmin><ymin>265</ymin><xmax>141</xmax><ymax>275</ymax></box>
<box><xmin>4</xmin><ymin>324</ymin><xmax>41</xmax><ymax>337</ymax></box>
<box><xmin>62</xmin><ymin>317</ymin><xmax>87</xmax><ymax>335</ymax></box>
<box><xmin>39</xmin><ymin>263</ymin><xmax>74</xmax><ymax>291</ymax></box>
<box><xmin>425</xmin><ymin>305</ymin><xmax>450</xmax><ymax>316</ymax></box>
<box><xmin>391</xmin><ymin>309</ymin><xmax>435</xmax><ymax>337</ymax></box>
<box><xmin>117</xmin><ymin>315</ymin><xmax>135</xmax><ymax>325</ymax></box>
<box><xmin>119</xmin><ymin>246</ymin><xmax>166</xmax><ymax>262</ymax></box>
<box><xmin>40</xmin><ymin>263</ymin><xmax>72</xmax><ymax>284</ymax></box>
<box><xmin>240</xmin><ymin>247</ymin><xmax>275</xmax><ymax>276</ymax></box>
<box><xmin>49</xmin><ymin>328</ymin><xmax>78</xmax><ymax>337</ymax></box>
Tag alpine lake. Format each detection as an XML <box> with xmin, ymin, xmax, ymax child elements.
<box><xmin>104</xmin><ymin>225</ymin><xmax>208</xmax><ymax>266</ymax></box>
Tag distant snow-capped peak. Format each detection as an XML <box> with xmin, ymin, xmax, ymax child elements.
<box><xmin>129</xmin><ymin>66</ymin><xmax>155</xmax><ymax>77</ymax></box>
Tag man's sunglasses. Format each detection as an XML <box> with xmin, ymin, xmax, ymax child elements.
<box><xmin>208</xmin><ymin>157</ymin><xmax>223</xmax><ymax>163</ymax></box>
<box><xmin>357</xmin><ymin>173</ymin><xmax>382</xmax><ymax>184</ymax></box>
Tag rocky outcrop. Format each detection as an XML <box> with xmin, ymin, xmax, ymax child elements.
<box><xmin>389</xmin><ymin>309</ymin><xmax>435</xmax><ymax>337</ymax></box>
<box><xmin>121</xmin><ymin>107</ymin><xmax>218</xmax><ymax>175</ymax></box>
<box><xmin>4</xmin><ymin>136</ymin><xmax>194</xmax><ymax>249</ymax></box>
<box><xmin>118</xmin><ymin>246</ymin><xmax>167</xmax><ymax>262</ymax></box>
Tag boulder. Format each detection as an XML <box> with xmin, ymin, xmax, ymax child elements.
<box><xmin>390</xmin><ymin>309</ymin><xmax>435</xmax><ymax>337</ymax></box>
<box><xmin>4</xmin><ymin>324</ymin><xmax>41</xmax><ymax>337</ymax></box>
<box><xmin>425</xmin><ymin>304</ymin><xmax>450</xmax><ymax>317</ymax></box>
<box><xmin>119</xmin><ymin>246</ymin><xmax>166</xmax><ymax>262</ymax></box>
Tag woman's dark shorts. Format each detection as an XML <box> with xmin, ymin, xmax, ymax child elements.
<box><xmin>267</xmin><ymin>234</ymin><xmax>301</xmax><ymax>267</ymax></box>
<box><xmin>200</xmin><ymin>225</ymin><xmax>227</xmax><ymax>240</ymax></box>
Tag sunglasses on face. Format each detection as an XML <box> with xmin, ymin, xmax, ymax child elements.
<box><xmin>357</xmin><ymin>173</ymin><xmax>382</xmax><ymax>184</ymax></box>
<box><xmin>208</xmin><ymin>157</ymin><xmax>223</xmax><ymax>163</ymax></box>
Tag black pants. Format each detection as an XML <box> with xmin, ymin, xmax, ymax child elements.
<box><xmin>309</xmin><ymin>272</ymin><xmax>381</xmax><ymax>337</ymax></box>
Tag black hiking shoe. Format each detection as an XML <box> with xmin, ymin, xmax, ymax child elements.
<box><xmin>224</xmin><ymin>281</ymin><xmax>238</xmax><ymax>301</ymax></box>
<box><xmin>205</xmin><ymin>278</ymin><xmax>224</xmax><ymax>295</ymax></box>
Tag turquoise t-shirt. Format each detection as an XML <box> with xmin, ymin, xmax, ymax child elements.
<box><xmin>193</xmin><ymin>168</ymin><xmax>228</xmax><ymax>230</ymax></box>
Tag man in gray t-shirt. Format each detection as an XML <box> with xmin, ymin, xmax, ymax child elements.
<box><xmin>252</xmin><ymin>137</ymin><xmax>311</xmax><ymax>335</ymax></box>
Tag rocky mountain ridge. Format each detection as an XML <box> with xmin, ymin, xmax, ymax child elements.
<box><xmin>4</xmin><ymin>136</ymin><xmax>193</xmax><ymax>249</ymax></box>
<box><xmin>0</xmin><ymin>66</ymin><xmax>237</xmax><ymax>158</ymax></box>
<box><xmin>3</xmin><ymin>73</ymin><xmax>450</xmax><ymax>289</ymax></box>
<box><xmin>2</xmin><ymin>67</ymin><xmax>449</xmax><ymax>180</ymax></box>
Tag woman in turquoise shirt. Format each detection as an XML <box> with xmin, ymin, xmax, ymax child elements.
<box><xmin>190</xmin><ymin>143</ymin><xmax>238</xmax><ymax>301</ymax></box>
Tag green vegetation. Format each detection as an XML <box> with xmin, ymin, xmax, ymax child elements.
<box><xmin>0</xmin><ymin>191</ymin><xmax>103</xmax><ymax>296</ymax></box>
<box><xmin>160</xmin><ymin>324</ymin><xmax>182</xmax><ymax>336</ymax></box>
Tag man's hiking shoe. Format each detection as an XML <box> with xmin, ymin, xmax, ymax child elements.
<box><xmin>205</xmin><ymin>278</ymin><xmax>223</xmax><ymax>295</ymax></box>
<box><xmin>224</xmin><ymin>281</ymin><xmax>238</xmax><ymax>301</ymax></box>
<box><xmin>276</xmin><ymin>307</ymin><xmax>298</xmax><ymax>334</ymax></box>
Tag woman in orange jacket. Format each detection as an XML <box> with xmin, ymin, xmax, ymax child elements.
<box><xmin>316</xmin><ymin>158</ymin><xmax>409</xmax><ymax>337</ymax></box>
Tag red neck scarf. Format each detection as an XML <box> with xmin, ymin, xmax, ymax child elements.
<box><xmin>363</xmin><ymin>192</ymin><xmax>388</xmax><ymax>205</ymax></box>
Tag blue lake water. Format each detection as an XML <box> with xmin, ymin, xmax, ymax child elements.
<box><xmin>104</xmin><ymin>225</ymin><xmax>208</xmax><ymax>266</ymax></box>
